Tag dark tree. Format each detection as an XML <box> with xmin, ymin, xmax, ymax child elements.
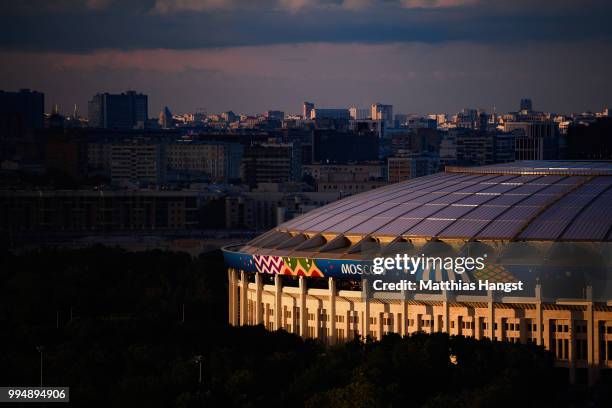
<box><xmin>565</xmin><ymin>118</ymin><xmax>612</xmax><ymax>160</ymax></box>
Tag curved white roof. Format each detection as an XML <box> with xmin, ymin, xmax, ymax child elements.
<box><xmin>243</xmin><ymin>161</ymin><xmax>612</xmax><ymax>258</ymax></box>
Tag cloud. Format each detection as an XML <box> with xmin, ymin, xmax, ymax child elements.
<box><xmin>278</xmin><ymin>0</ymin><xmax>318</xmax><ymax>12</ymax></box>
<box><xmin>5</xmin><ymin>0</ymin><xmax>118</xmax><ymax>13</ymax></box>
<box><xmin>85</xmin><ymin>0</ymin><xmax>115</xmax><ymax>10</ymax></box>
<box><xmin>152</xmin><ymin>0</ymin><xmax>252</xmax><ymax>13</ymax></box>
<box><xmin>2</xmin><ymin>0</ymin><xmax>612</xmax><ymax>53</ymax></box>
<box><xmin>149</xmin><ymin>0</ymin><xmax>480</xmax><ymax>14</ymax></box>
<box><xmin>3</xmin><ymin>0</ymin><xmax>612</xmax><ymax>53</ymax></box>
<box><xmin>399</xmin><ymin>0</ymin><xmax>478</xmax><ymax>8</ymax></box>
<box><xmin>151</xmin><ymin>0</ymin><xmax>334</xmax><ymax>13</ymax></box>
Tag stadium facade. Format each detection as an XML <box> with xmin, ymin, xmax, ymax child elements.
<box><xmin>223</xmin><ymin>161</ymin><xmax>612</xmax><ymax>384</ymax></box>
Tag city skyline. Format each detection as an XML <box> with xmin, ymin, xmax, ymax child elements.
<box><xmin>1</xmin><ymin>1</ymin><xmax>612</xmax><ymax>115</ymax></box>
<box><xmin>2</xmin><ymin>88</ymin><xmax>610</xmax><ymax>119</ymax></box>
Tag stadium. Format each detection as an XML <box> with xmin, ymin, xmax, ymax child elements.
<box><xmin>223</xmin><ymin>161</ymin><xmax>612</xmax><ymax>384</ymax></box>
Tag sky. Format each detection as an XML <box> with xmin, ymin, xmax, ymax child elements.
<box><xmin>1</xmin><ymin>0</ymin><xmax>611</xmax><ymax>116</ymax></box>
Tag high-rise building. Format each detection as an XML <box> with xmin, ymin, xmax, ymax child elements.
<box><xmin>88</xmin><ymin>90</ymin><xmax>148</xmax><ymax>129</ymax></box>
<box><xmin>158</xmin><ymin>106</ymin><xmax>173</xmax><ymax>129</ymax></box>
<box><xmin>520</xmin><ymin>98</ymin><xmax>533</xmax><ymax>112</ymax></box>
<box><xmin>371</xmin><ymin>103</ymin><xmax>393</xmax><ymax>127</ymax></box>
<box><xmin>302</xmin><ymin>102</ymin><xmax>315</xmax><ymax>119</ymax></box>
<box><xmin>349</xmin><ymin>107</ymin><xmax>370</xmax><ymax>120</ymax></box>
<box><xmin>0</xmin><ymin>89</ymin><xmax>44</xmax><ymax>133</ymax></box>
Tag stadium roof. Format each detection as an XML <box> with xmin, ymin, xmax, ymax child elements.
<box><xmin>240</xmin><ymin>161</ymin><xmax>612</xmax><ymax>259</ymax></box>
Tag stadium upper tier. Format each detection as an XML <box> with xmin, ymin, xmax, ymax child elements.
<box><xmin>240</xmin><ymin>161</ymin><xmax>612</xmax><ymax>257</ymax></box>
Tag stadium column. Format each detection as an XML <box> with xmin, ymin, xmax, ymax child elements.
<box><xmin>362</xmin><ymin>279</ymin><xmax>370</xmax><ymax>339</ymax></box>
<box><xmin>474</xmin><ymin>316</ymin><xmax>481</xmax><ymax>339</ymax></box>
<box><xmin>487</xmin><ymin>290</ymin><xmax>495</xmax><ymax>339</ymax></box>
<box><xmin>586</xmin><ymin>286</ymin><xmax>597</xmax><ymax>385</ymax></box>
<box><xmin>299</xmin><ymin>276</ymin><xmax>307</xmax><ymax>338</ymax></box>
<box><xmin>264</xmin><ymin>303</ymin><xmax>270</xmax><ymax>328</ymax></box>
<box><xmin>519</xmin><ymin>316</ymin><xmax>527</xmax><ymax>344</ymax></box>
<box><xmin>240</xmin><ymin>270</ymin><xmax>248</xmax><ymax>326</ymax></box>
<box><xmin>228</xmin><ymin>269</ymin><xmax>236</xmax><ymax>325</ymax></box>
<box><xmin>315</xmin><ymin>300</ymin><xmax>321</xmax><ymax>340</ymax></box>
<box><xmin>274</xmin><ymin>274</ymin><xmax>282</xmax><ymax>331</ymax></box>
<box><xmin>535</xmin><ymin>283</ymin><xmax>543</xmax><ymax>346</ymax></box>
<box><xmin>434</xmin><ymin>312</ymin><xmax>441</xmax><ymax>333</ymax></box>
<box><xmin>255</xmin><ymin>273</ymin><xmax>263</xmax><ymax>325</ymax></box>
<box><xmin>442</xmin><ymin>290</ymin><xmax>450</xmax><ymax>334</ymax></box>
<box><xmin>400</xmin><ymin>286</ymin><xmax>408</xmax><ymax>337</ymax></box>
<box><xmin>568</xmin><ymin>317</ymin><xmax>575</xmax><ymax>384</ymax></box>
<box><xmin>329</xmin><ymin>277</ymin><xmax>337</xmax><ymax>344</ymax></box>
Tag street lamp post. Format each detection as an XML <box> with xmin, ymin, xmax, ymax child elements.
<box><xmin>36</xmin><ymin>346</ymin><xmax>44</xmax><ymax>388</ymax></box>
<box><xmin>193</xmin><ymin>355</ymin><xmax>204</xmax><ymax>384</ymax></box>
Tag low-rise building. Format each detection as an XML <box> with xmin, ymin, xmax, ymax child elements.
<box><xmin>166</xmin><ymin>141</ymin><xmax>243</xmax><ymax>182</ymax></box>
<box><xmin>0</xmin><ymin>190</ymin><xmax>205</xmax><ymax>232</ymax></box>
<box><xmin>387</xmin><ymin>156</ymin><xmax>438</xmax><ymax>183</ymax></box>
<box><xmin>225</xmin><ymin>190</ymin><xmax>341</xmax><ymax>230</ymax></box>
<box><xmin>109</xmin><ymin>142</ymin><xmax>166</xmax><ymax>186</ymax></box>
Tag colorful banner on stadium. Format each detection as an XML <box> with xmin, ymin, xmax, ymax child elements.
<box><xmin>222</xmin><ymin>246</ymin><xmax>370</xmax><ymax>278</ymax></box>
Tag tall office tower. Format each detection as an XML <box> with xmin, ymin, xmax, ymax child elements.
<box><xmin>520</xmin><ymin>98</ymin><xmax>533</xmax><ymax>112</ymax></box>
<box><xmin>158</xmin><ymin>106</ymin><xmax>174</xmax><ymax>129</ymax></box>
<box><xmin>88</xmin><ymin>90</ymin><xmax>148</xmax><ymax>129</ymax></box>
<box><xmin>302</xmin><ymin>101</ymin><xmax>315</xmax><ymax>119</ymax></box>
<box><xmin>0</xmin><ymin>89</ymin><xmax>44</xmax><ymax>132</ymax></box>
<box><xmin>371</xmin><ymin>103</ymin><xmax>393</xmax><ymax>127</ymax></box>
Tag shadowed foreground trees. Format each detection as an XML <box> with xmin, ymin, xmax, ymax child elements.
<box><xmin>0</xmin><ymin>246</ymin><xmax>610</xmax><ymax>407</ymax></box>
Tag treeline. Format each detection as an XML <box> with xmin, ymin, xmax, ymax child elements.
<box><xmin>0</xmin><ymin>246</ymin><xmax>609</xmax><ymax>407</ymax></box>
<box><xmin>566</xmin><ymin>117</ymin><xmax>612</xmax><ymax>160</ymax></box>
